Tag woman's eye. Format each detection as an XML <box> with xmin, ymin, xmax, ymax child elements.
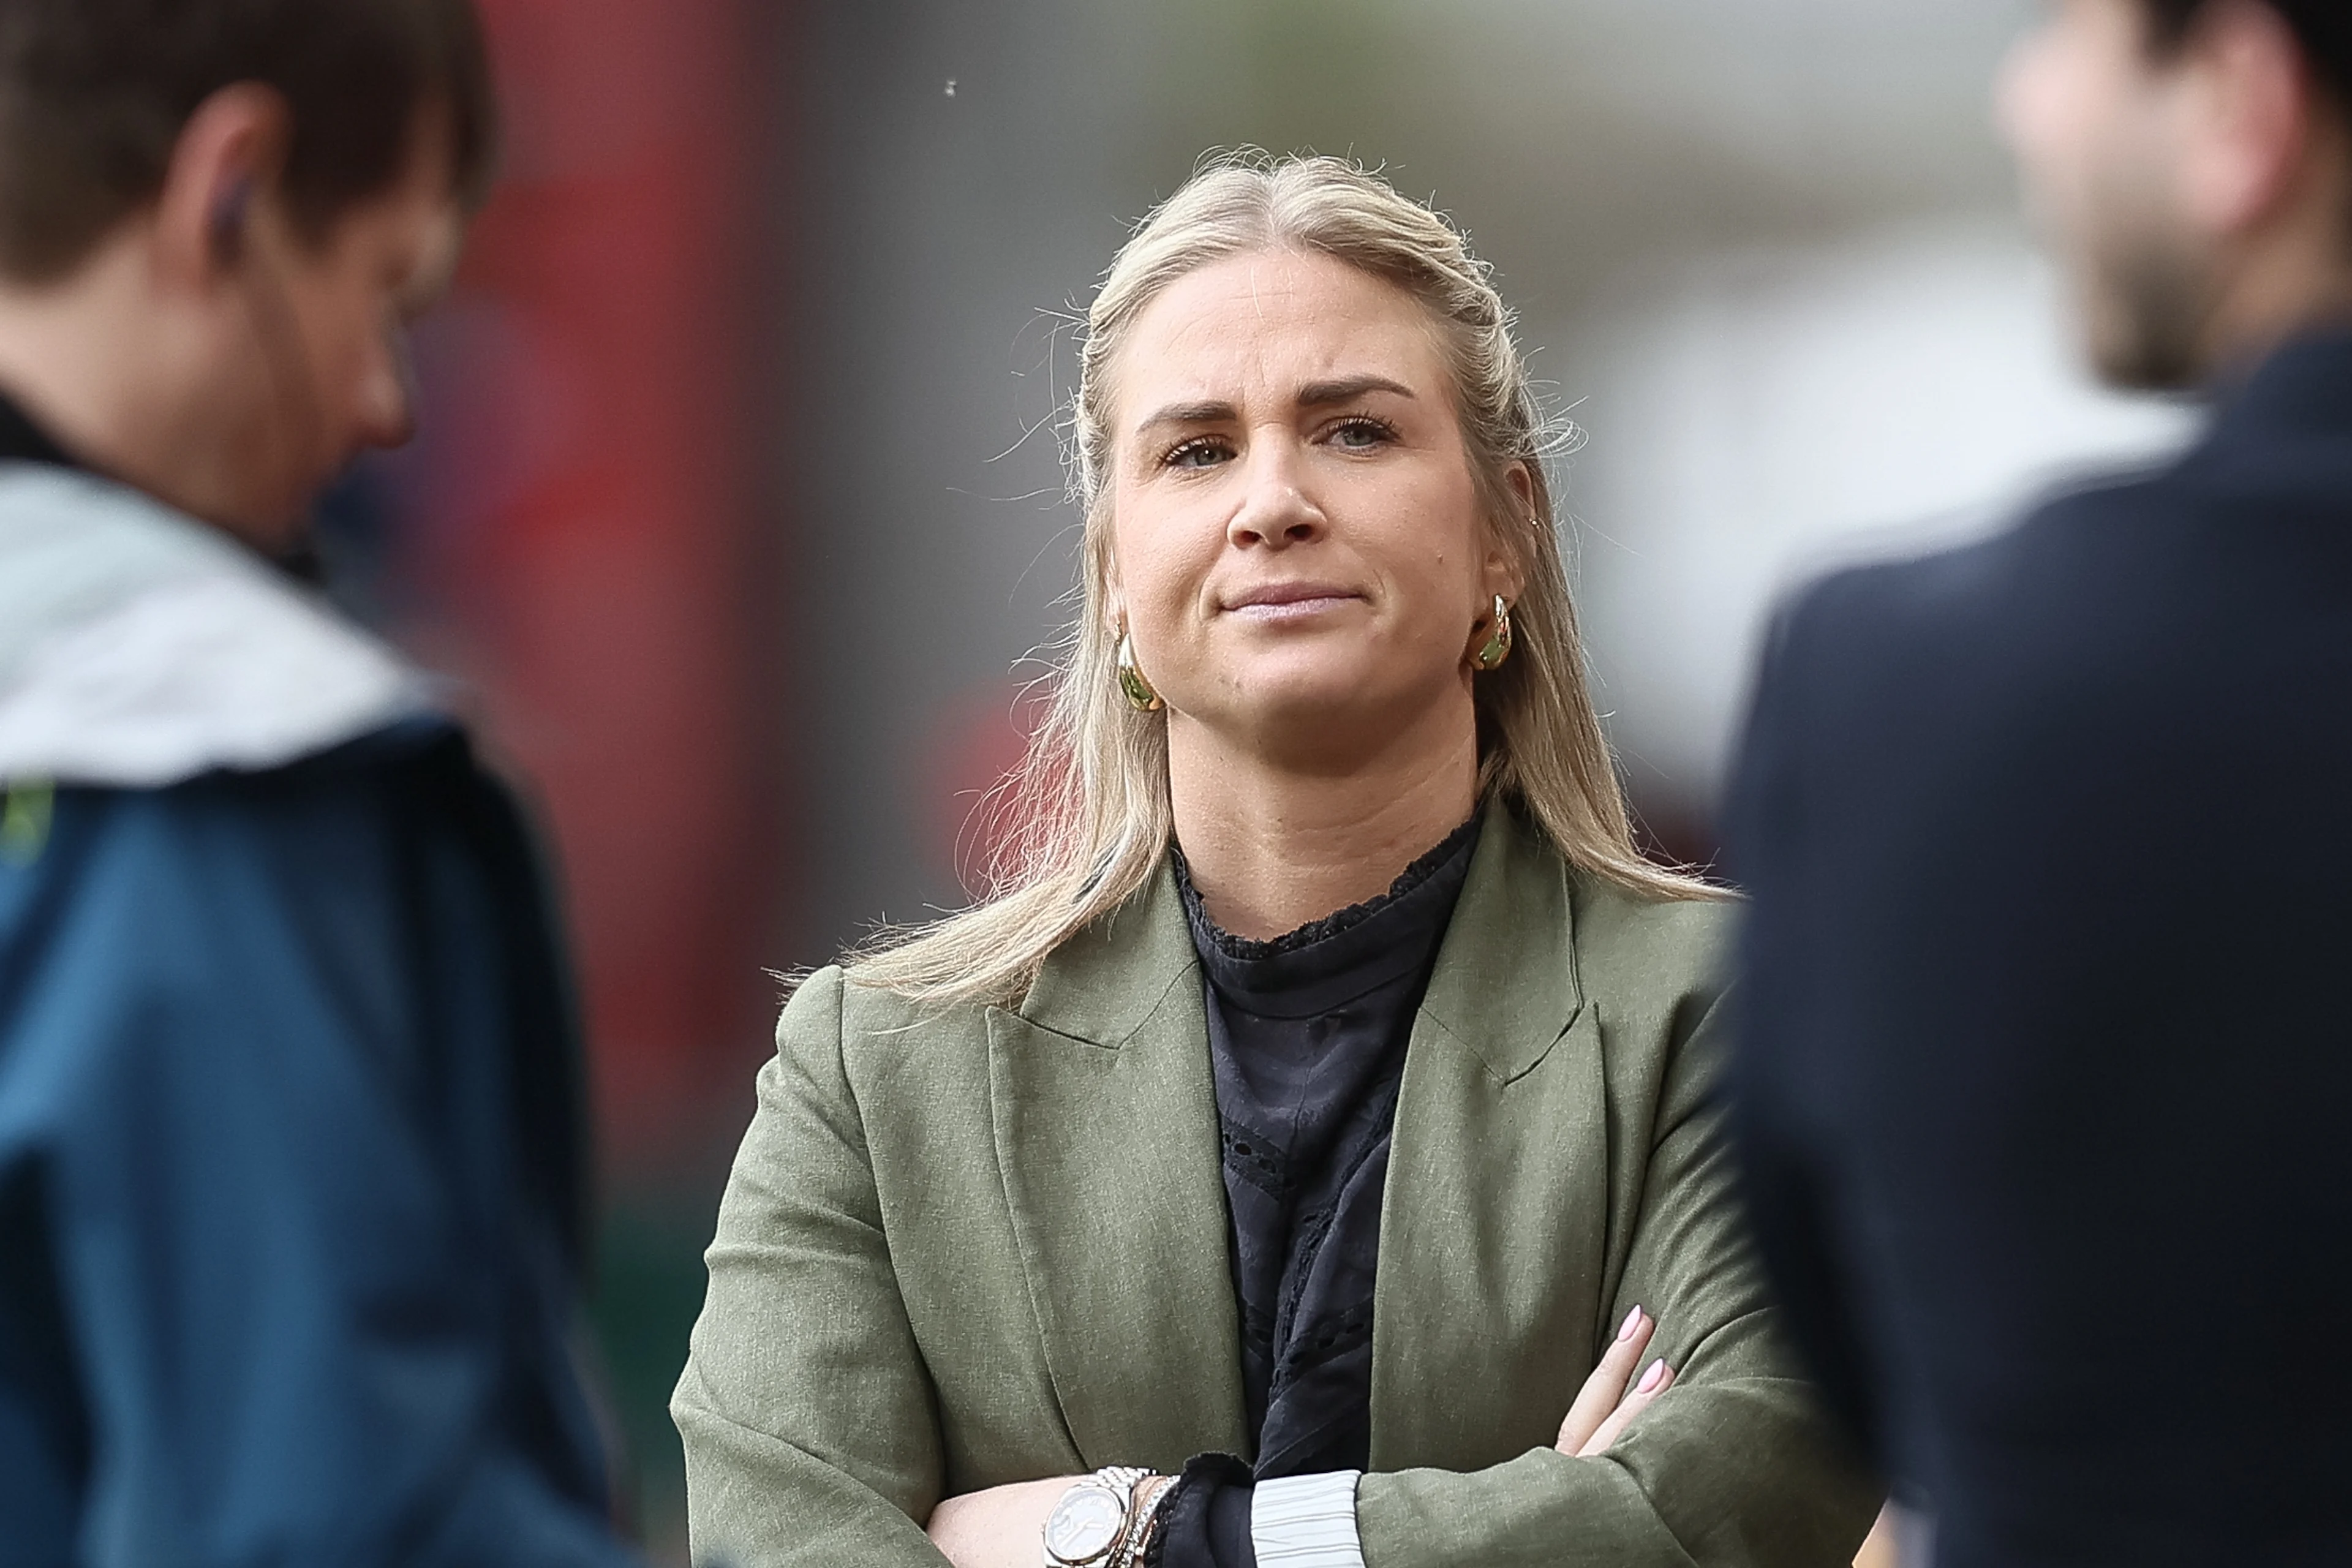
<box><xmin>1165</xmin><ymin>437</ymin><xmax>1233</xmax><ymax>470</ymax></box>
<box><xmin>1329</xmin><ymin>417</ymin><xmax>1395</xmax><ymax>450</ymax></box>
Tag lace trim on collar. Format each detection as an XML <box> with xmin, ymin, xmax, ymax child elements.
<box><xmin>1171</xmin><ymin>811</ymin><xmax>1482</xmax><ymax>962</ymax></box>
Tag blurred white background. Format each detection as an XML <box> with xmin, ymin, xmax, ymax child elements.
<box><xmin>1569</xmin><ymin>218</ymin><xmax>2190</xmax><ymax>821</ymax></box>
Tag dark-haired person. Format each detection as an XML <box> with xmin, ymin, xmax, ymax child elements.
<box><xmin>1728</xmin><ymin>2</ymin><xmax>2352</xmax><ymax>1566</ymax></box>
<box><xmin>0</xmin><ymin>4</ymin><xmax>635</xmax><ymax>1562</ymax></box>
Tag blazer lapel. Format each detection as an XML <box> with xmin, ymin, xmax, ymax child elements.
<box><xmin>987</xmin><ymin>869</ymin><xmax>1251</xmax><ymax>1471</ymax></box>
<box><xmin>1368</xmin><ymin>799</ymin><xmax>1611</xmax><ymax>1471</ymax></box>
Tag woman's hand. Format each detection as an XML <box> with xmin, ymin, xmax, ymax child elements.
<box><xmin>927</xmin><ymin>1476</ymin><xmax>1076</xmax><ymax>1568</ymax></box>
<box><xmin>1556</xmin><ymin>1305</ymin><xmax>1678</xmax><ymax>1457</ymax></box>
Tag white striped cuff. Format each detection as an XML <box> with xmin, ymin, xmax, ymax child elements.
<box><xmin>1251</xmin><ymin>1471</ymin><xmax>1366</xmax><ymax>1568</ymax></box>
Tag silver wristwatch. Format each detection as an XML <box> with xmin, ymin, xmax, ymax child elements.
<box><xmin>1042</xmin><ymin>1466</ymin><xmax>1164</xmax><ymax>1568</ymax></box>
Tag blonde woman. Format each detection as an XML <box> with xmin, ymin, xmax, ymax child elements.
<box><xmin>674</xmin><ymin>154</ymin><xmax>1875</xmax><ymax>1568</ymax></box>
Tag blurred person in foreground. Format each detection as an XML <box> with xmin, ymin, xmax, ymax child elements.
<box><xmin>1728</xmin><ymin>2</ymin><xmax>2352</xmax><ymax>1565</ymax></box>
<box><xmin>674</xmin><ymin>153</ymin><xmax>1875</xmax><ymax>1568</ymax></box>
<box><xmin>0</xmin><ymin>2</ymin><xmax>637</xmax><ymax>1562</ymax></box>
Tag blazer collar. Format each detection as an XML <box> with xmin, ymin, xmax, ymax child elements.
<box><xmin>1369</xmin><ymin>800</ymin><xmax>1603</xmax><ymax>1469</ymax></box>
<box><xmin>1014</xmin><ymin>850</ymin><xmax>1196</xmax><ymax>1046</ymax></box>
<box><xmin>1414</xmin><ymin>795</ymin><xmax>1585</xmax><ymax>1084</ymax></box>
<box><xmin>987</xmin><ymin>864</ymin><xmax>1247</xmax><ymax>1468</ymax></box>
<box><xmin>1015</xmin><ymin>793</ymin><xmax>1577</xmax><ymax>1059</ymax></box>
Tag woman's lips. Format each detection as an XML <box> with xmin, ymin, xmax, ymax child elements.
<box><xmin>1223</xmin><ymin>586</ymin><xmax>1361</xmax><ymax>622</ymax></box>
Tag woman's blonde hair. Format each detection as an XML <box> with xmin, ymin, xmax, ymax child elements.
<box><xmin>846</xmin><ymin>150</ymin><xmax>1710</xmax><ymax>1006</ymax></box>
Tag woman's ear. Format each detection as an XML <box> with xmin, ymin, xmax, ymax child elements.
<box><xmin>1503</xmin><ymin>460</ymin><xmax>1537</xmax><ymax>522</ymax></box>
<box><xmin>1489</xmin><ymin>462</ymin><xmax>1534</xmax><ymax>604</ymax></box>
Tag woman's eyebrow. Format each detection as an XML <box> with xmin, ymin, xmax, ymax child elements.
<box><xmin>1297</xmin><ymin>375</ymin><xmax>1415</xmax><ymax>407</ymax></box>
<box><xmin>1133</xmin><ymin>399</ymin><xmax>1236</xmax><ymax>438</ymax></box>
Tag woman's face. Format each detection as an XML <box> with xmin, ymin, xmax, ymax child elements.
<box><xmin>1106</xmin><ymin>248</ymin><xmax>1521</xmax><ymax>766</ymax></box>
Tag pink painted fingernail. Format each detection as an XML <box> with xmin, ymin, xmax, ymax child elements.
<box><xmin>1638</xmin><ymin>1359</ymin><xmax>1668</xmax><ymax>1393</ymax></box>
<box><xmin>1618</xmin><ymin>1306</ymin><xmax>1644</xmax><ymax>1341</ymax></box>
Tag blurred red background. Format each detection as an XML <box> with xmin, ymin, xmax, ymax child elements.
<box><xmin>394</xmin><ymin>0</ymin><xmax>781</xmax><ymax>1175</ymax></box>
<box><xmin>349</xmin><ymin>2</ymin><xmax>787</xmax><ymax>1551</ymax></box>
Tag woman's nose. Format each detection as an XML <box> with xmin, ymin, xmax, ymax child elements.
<box><xmin>1226</xmin><ymin>443</ymin><xmax>1325</xmax><ymax>549</ymax></box>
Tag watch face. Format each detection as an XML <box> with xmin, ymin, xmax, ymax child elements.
<box><xmin>1044</xmin><ymin>1484</ymin><xmax>1124</xmax><ymax>1562</ymax></box>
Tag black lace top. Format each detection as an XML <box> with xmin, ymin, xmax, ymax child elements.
<box><xmin>1153</xmin><ymin>814</ymin><xmax>1482</xmax><ymax>1568</ymax></box>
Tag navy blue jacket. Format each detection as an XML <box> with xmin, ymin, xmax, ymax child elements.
<box><xmin>1726</xmin><ymin>332</ymin><xmax>2352</xmax><ymax>1568</ymax></box>
<box><xmin>0</xmin><ymin>420</ymin><xmax>636</xmax><ymax>1565</ymax></box>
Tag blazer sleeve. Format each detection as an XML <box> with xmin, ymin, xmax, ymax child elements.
<box><xmin>1352</xmin><ymin>996</ymin><xmax>1880</xmax><ymax>1568</ymax></box>
<box><xmin>673</xmin><ymin>967</ymin><xmax>951</xmax><ymax>1567</ymax></box>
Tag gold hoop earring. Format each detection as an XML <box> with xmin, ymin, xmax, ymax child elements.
<box><xmin>1117</xmin><ymin>633</ymin><xmax>1164</xmax><ymax>712</ymax></box>
<box><xmin>1472</xmin><ymin>595</ymin><xmax>1514</xmax><ymax>672</ymax></box>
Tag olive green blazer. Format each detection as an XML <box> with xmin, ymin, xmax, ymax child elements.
<box><xmin>673</xmin><ymin>801</ymin><xmax>1877</xmax><ymax>1566</ymax></box>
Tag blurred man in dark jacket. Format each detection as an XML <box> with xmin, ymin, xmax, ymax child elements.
<box><xmin>0</xmin><ymin>3</ymin><xmax>636</xmax><ymax>1562</ymax></box>
<box><xmin>1728</xmin><ymin>3</ymin><xmax>2352</xmax><ymax>1566</ymax></box>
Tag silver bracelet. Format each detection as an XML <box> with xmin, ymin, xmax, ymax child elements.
<box><xmin>1111</xmin><ymin>1474</ymin><xmax>1178</xmax><ymax>1568</ymax></box>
